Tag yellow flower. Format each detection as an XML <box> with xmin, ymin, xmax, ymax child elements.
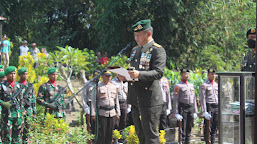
<box><xmin>159</xmin><ymin>130</ymin><xmax>166</xmax><ymax>144</ymax></box>
<box><xmin>113</xmin><ymin>129</ymin><xmax>122</xmax><ymax>140</ymax></box>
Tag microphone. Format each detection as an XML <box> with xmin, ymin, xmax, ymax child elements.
<box><xmin>118</xmin><ymin>43</ymin><xmax>131</xmax><ymax>55</ymax></box>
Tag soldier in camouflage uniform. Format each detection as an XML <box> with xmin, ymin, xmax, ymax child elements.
<box><xmin>17</xmin><ymin>67</ymin><xmax>36</xmax><ymax>143</ymax></box>
<box><xmin>0</xmin><ymin>67</ymin><xmax>5</xmax><ymax>143</ymax></box>
<box><xmin>242</xmin><ymin>27</ymin><xmax>256</xmax><ymax>71</ymax></box>
<box><xmin>0</xmin><ymin>72</ymin><xmax>6</xmax><ymax>82</ymax></box>
<box><xmin>37</xmin><ymin>67</ymin><xmax>66</xmax><ymax>118</ymax></box>
<box><xmin>0</xmin><ymin>66</ymin><xmax>24</xmax><ymax>144</ymax></box>
<box><xmin>0</xmin><ymin>65</ymin><xmax>4</xmax><ymax>72</ymax></box>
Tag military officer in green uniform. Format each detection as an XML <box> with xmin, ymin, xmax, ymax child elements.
<box><xmin>0</xmin><ymin>66</ymin><xmax>24</xmax><ymax>144</ymax></box>
<box><xmin>0</xmin><ymin>72</ymin><xmax>6</xmax><ymax>82</ymax></box>
<box><xmin>127</xmin><ymin>19</ymin><xmax>166</xmax><ymax>144</ymax></box>
<box><xmin>242</xmin><ymin>27</ymin><xmax>256</xmax><ymax>71</ymax></box>
<box><xmin>17</xmin><ymin>67</ymin><xmax>36</xmax><ymax>143</ymax></box>
<box><xmin>37</xmin><ymin>67</ymin><xmax>66</xmax><ymax>119</ymax></box>
<box><xmin>0</xmin><ymin>71</ymin><xmax>5</xmax><ymax>143</ymax></box>
<box><xmin>0</xmin><ymin>70</ymin><xmax>4</xmax><ymax>143</ymax></box>
<box><xmin>0</xmin><ymin>65</ymin><xmax>4</xmax><ymax>72</ymax></box>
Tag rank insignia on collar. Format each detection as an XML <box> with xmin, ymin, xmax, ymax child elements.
<box><xmin>149</xmin><ymin>48</ymin><xmax>153</xmax><ymax>52</ymax></box>
<box><xmin>251</xmin><ymin>28</ymin><xmax>255</xmax><ymax>33</ymax></box>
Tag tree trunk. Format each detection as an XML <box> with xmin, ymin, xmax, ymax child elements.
<box><xmin>80</xmin><ymin>69</ymin><xmax>87</xmax><ymax>84</ymax></box>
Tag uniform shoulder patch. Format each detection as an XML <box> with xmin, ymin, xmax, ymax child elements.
<box><xmin>201</xmin><ymin>85</ymin><xmax>205</xmax><ymax>89</ymax></box>
<box><xmin>153</xmin><ymin>43</ymin><xmax>162</xmax><ymax>48</ymax></box>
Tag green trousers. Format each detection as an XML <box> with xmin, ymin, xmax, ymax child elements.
<box><xmin>1</xmin><ymin>117</ymin><xmax>23</xmax><ymax>144</ymax></box>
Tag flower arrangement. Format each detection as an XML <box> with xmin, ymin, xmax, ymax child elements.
<box><xmin>113</xmin><ymin>129</ymin><xmax>122</xmax><ymax>140</ymax></box>
<box><xmin>126</xmin><ymin>125</ymin><xmax>139</xmax><ymax>144</ymax></box>
<box><xmin>159</xmin><ymin>130</ymin><xmax>166</xmax><ymax>144</ymax></box>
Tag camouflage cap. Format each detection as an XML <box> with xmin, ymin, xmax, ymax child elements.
<box><xmin>5</xmin><ymin>66</ymin><xmax>17</xmax><ymax>76</ymax></box>
<box><xmin>131</xmin><ymin>19</ymin><xmax>151</xmax><ymax>32</ymax></box>
<box><xmin>246</xmin><ymin>27</ymin><xmax>256</xmax><ymax>38</ymax></box>
<box><xmin>0</xmin><ymin>72</ymin><xmax>5</xmax><ymax>78</ymax></box>
<box><xmin>47</xmin><ymin>67</ymin><xmax>58</xmax><ymax>75</ymax></box>
<box><xmin>18</xmin><ymin>67</ymin><xmax>28</xmax><ymax>75</ymax></box>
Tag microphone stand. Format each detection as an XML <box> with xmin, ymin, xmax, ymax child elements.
<box><xmin>66</xmin><ymin>43</ymin><xmax>131</xmax><ymax>104</ymax></box>
<box><xmin>66</xmin><ymin>43</ymin><xmax>131</xmax><ymax>141</ymax></box>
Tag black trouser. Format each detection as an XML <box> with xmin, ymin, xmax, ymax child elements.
<box><xmin>159</xmin><ymin>102</ymin><xmax>168</xmax><ymax>130</ymax></box>
<box><xmin>126</xmin><ymin>111</ymin><xmax>133</xmax><ymax>126</ymax></box>
<box><xmin>180</xmin><ymin>103</ymin><xmax>194</xmax><ymax>144</ymax></box>
<box><xmin>115</xmin><ymin>102</ymin><xmax>127</xmax><ymax>131</ymax></box>
<box><xmin>96</xmin><ymin>116</ymin><xmax>115</xmax><ymax>144</ymax></box>
<box><xmin>204</xmin><ymin>103</ymin><xmax>218</xmax><ymax>144</ymax></box>
<box><xmin>132</xmin><ymin>105</ymin><xmax>162</xmax><ymax>144</ymax></box>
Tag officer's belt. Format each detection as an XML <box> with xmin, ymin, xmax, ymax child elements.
<box><xmin>180</xmin><ymin>102</ymin><xmax>193</xmax><ymax>108</ymax></box>
<box><xmin>119</xmin><ymin>100</ymin><xmax>126</xmax><ymax>104</ymax></box>
<box><xmin>207</xmin><ymin>103</ymin><xmax>218</xmax><ymax>108</ymax></box>
<box><xmin>99</xmin><ymin>106</ymin><xmax>114</xmax><ymax>111</ymax></box>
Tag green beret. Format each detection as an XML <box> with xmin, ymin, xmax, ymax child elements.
<box><xmin>246</xmin><ymin>27</ymin><xmax>256</xmax><ymax>38</ymax></box>
<box><xmin>180</xmin><ymin>68</ymin><xmax>189</xmax><ymax>74</ymax></box>
<box><xmin>18</xmin><ymin>67</ymin><xmax>28</xmax><ymax>75</ymax></box>
<box><xmin>47</xmin><ymin>67</ymin><xmax>58</xmax><ymax>75</ymax></box>
<box><xmin>131</xmin><ymin>19</ymin><xmax>151</xmax><ymax>32</ymax></box>
<box><xmin>0</xmin><ymin>72</ymin><xmax>5</xmax><ymax>78</ymax></box>
<box><xmin>0</xmin><ymin>65</ymin><xmax>4</xmax><ymax>69</ymax></box>
<box><xmin>5</xmin><ymin>66</ymin><xmax>17</xmax><ymax>76</ymax></box>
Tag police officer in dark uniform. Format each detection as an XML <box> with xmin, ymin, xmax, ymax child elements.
<box><xmin>242</xmin><ymin>27</ymin><xmax>256</xmax><ymax>71</ymax></box>
<box><xmin>127</xmin><ymin>19</ymin><xmax>166</xmax><ymax>144</ymax></box>
<box><xmin>173</xmin><ymin>69</ymin><xmax>198</xmax><ymax>144</ymax></box>
<box><xmin>200</xmin><ymin>69</ymin><xmax>218</xmax><ymax>144</ymax></box>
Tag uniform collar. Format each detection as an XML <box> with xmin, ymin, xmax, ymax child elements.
<box><xmin>7</xmin><ymin>80</ymin><xmax>15</xmax><ymax>88</ymax></box>
<box><xmin>141</xmin><ymin>39</ymin><xmax>154</xmax><ymax>53</ymax></box>
<box><xmin>49</xmin><ymin>79</ymin><xmax>57</xmax><ymax>87</ymax></box>
<box><xmin>181</xmin><ymin>80</ymin><xmax>188</xmax><ymax>84</ymax></box>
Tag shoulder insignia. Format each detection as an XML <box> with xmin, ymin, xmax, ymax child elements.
<box><xmin>153</xmin><ymin>43</ymin><xmax>162</xmax><ymax>48</ymax></box>
<box><xmin>201</xmin><ymin>85</ymin><xmax>205</xmax><ymax>89</ymax></box>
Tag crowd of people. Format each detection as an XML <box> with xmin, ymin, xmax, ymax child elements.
<box><xmin>0</xmin><ymin>19</ymin><xmax>255</xmax><ymax>144</ymax></box>
<box><xmin>0</xmin><ymin>37</ymin><xmax>48</xmax><ymax>69</ymax></box>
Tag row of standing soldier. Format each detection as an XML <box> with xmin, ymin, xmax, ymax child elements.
<box><xmin>0</xmin><ymin>66</ymin><xmax>65</xmax><ymax>144</ymax></box>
